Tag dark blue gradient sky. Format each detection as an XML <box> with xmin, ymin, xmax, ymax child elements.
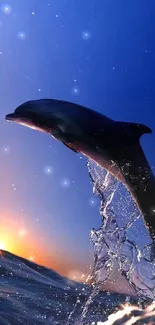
<box><xmin>0</xmin><ymin>0</ymin><xmax>155</xmax><ymax>285</ymax></box>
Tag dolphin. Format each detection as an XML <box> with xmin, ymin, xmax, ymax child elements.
<box><xmin>5</xmin><ymin>99</ymin><xmax>155</xmax><ymax>254</ymax></box>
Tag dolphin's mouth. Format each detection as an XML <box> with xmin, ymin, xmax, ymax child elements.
<box><xmin>5</xmin><ymin>111</ymin><xmax>50</xmax><ymax>133</ymax></box>
<box><xmin>5</xmin><ymin>112</ymin><xmax>26</xmax><ymax>122</ymax></box>
<box><xmin>5</xmin><ymin>113</ymin><xmax>16</xmax><ymax>121</ymax></box>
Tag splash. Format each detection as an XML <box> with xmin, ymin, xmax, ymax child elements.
<box><xmin>100</xmin><ymin>302</ymin><xmax>155</xmax><ymax>324</ymax></box>
<box><xmin>87</xmin><ymin>159</ymin><xmax>155</xmax><ymax>299</ymax></box>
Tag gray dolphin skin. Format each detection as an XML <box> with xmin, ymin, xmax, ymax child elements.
<box><xmin>5</xmin><ymin>99</ymin><xmax>155</xmax><ymax>253</ymax></box>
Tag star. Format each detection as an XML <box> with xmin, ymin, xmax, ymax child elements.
<box><xmin>82</xmin><ymin>31</ymin><xmax>91</xmax><ymax>40</ymax></box>
<box><xmin>89</xmin><ymin>198</ymin><xmax>97</xmax><ymax>206</ymax></box>
<box><xmin>61</xmin><ymin>178</ymin><xmax>71</xmax><ymax>188</ymax></box>
<box><xmin>12</xmin><ymin>183</ymin><xmax>17</xmax><ymax>191</ymax></box>
<box><xmin>44</xmin><ymin>165</ymin><xmax>53</xmax><ymax>175</ymax></box>
<box><xmin>3</xmin><ymin>145</ymin><xmax>10</xmax><ymax>153</ymax></box>
<box><xmin>17</xmin><ymin>31</ymin><xmax>26</xmax><ymax>40</ymax></box>
<box><xmin>72</xmin><ymin>87</ymin><xmax>80</xmax><ymax>95</ymax></box>
<box><xmin>1</xmin><ymin>4</ymin><xmax>12</xmax><ymax>15</ymax></box>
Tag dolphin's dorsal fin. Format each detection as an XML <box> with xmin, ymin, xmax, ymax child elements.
<box><xmin>115</xmin><ymin>121</ymin><xmax>152</xmax><ymax>146</ymax></box>
<box><xmin>117</xmin><ymin>121</ymin><xmax>152</xmax><ymax>135</ymax></box>
<box><xmin>132</xmin><ymin>122</ymin><xmax>152</xmax><ymax>136</ymax></box>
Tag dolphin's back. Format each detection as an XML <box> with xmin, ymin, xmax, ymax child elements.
<box><xmin>36</xmin><ymin>99</ymin><xmax>152</xmax><ymax>148</ymax></box>
<box><xmin>15</xmin><ymin>98</ymin><xmax>152</xmax><ymax>148</ymax></box>
<box><xmin>45</xmin><ymin>98</ymin><xmax>113</xmax><ymax>125</ymax></box>
<box><xmin>40</xmin><ymin>98</ymin><xmax>115</xmax><ymax>139</ymax></box>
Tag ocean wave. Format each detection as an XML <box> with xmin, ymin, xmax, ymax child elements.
<box><xmin>0</xmin><ymin>250</ymin><xmax>136</xmax><ymax>325</ymax></box>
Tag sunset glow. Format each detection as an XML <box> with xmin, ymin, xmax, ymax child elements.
<box><xmin>0</xmin><ymin>241</ymin><xmax>6</xmax><ymax>250</ymax></box>
<box><xmin>18</xmin><ymin>229</ymin><xmax>27</xmax><ymax>237</ymax></box>
<box><xmin>0</xmin><ymin>211</ymin><xmax>85</xmax><ymax>278</ymax></box>
<box><xmin>0</xmin><ymin>213</ymin><xmax>43</xmax><ymax>265</ymax></box>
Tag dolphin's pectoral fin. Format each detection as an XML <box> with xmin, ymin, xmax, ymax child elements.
<box><xmin>51</xmin><ymin>129</ymin><xmax>68</xmax><ymax>142</ymax></box>
<box><xmin>51</xmin><ymin>130</ymin><xmax>78</xmax><ymax>153</ymax></box>
<box><xmin>63</xmin><ymin>142</ymin><xmax>78</xmax><ymax>153</ymax></box>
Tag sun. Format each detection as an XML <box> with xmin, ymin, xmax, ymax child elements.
<box><xmin>0</xmin><ymin>242</ymin><xmax>6</xmax><ymax>250</ymax></box>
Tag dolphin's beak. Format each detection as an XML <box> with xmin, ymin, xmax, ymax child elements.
<box><xmin>5</xmin><ymin>113</ymin><xmax>17</xmax><ymax>121</ymax></box>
